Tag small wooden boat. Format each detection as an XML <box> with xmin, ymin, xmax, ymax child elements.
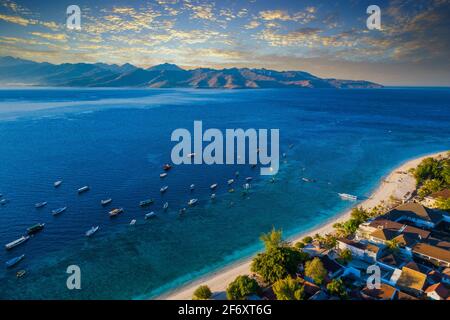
<box><xmin>160</xmin><ymin>173</ymin><xmax>168</xmax><ymax>178</ymax></box>
<box><xmin>16</xmin><ymin>270</ymin><xmax>26</xmax><ymax>278</ymax></box>
<box><xmin>109</xmin><ymin>208</ymin><xmax>124</xmax><ymax>217</ymax></box>
<box><xmin>179</xmin><ymin>208</ymin><xmax>186</xmax><ymax>215</ymax></box>
<box><xmin>77</xmin><ymin>186</ymin><xmax>90</xmax><ymax>194</ymax></box>
<box><xmin>101</xmin><ymin>198</ymin><xmax>112</xmax><ymax>206</ymax></box>
<box><xmin>5</xmin><ymin>236</ymin><xmax>30</xmax><ymax>250</ymax></box>
<box><xmin>188</xmin><ymin>199</ymin><xmax>198</xmax><ymax>206</ymax></box>
<box><xmin>5</xmin><ymin>254</ymin><xmax>25</xmax><ymax>268</ymax></box>
<box><xmin>130</xmin><ymin>219</ymin><xmax>136</xmax><ymax>225</ymax></box>
<box><xmin>190</xmin><ymin>184</ymin><xmax>195</xmax><ymax>191</ymax></box>
<box><xmin>228</xmin><ymin>189</ymin><xmax>235</xmax><ymax>193</ymax></box>
<box><xmin>160</xmin><ymin>186</ymin><xmax>169</xmax><ymax>193</ymax></box>
<box><xmin>227</xmin><ymin>179</ymin><xmax>234</xmax><ymax>185</ymax></box>
<box><xmin>243</xmin><ymin>183</ymin><xmax>250</xmax><ymax>190</ymax></box>
<box><xmin>0</xmin><ymin>199</ymin><xmax>8</xmax><ymax>205</ymax></box>
<box><xmin>145</xmin><ymin>212</ymin><xmax>156</xmax><ymax>220</ymax></box>
<box><xmin>54</xmin><ymin>180</ymin><xmax>62</xmax><ymax>188</ymax></box>
<box><xmin>163</xmin><ymin>164</ymin><xmax>172</xmax><ymax>171</ymax></box>
<box><xmin>211</xmin><ymin>194</ymin><xmax>216</xmax><ymax>200</ymax></box>
<box><xmin>85</xmin><ymin>226</ymin><xmax>99</xmax><ymax>237</ymax></box>
<box><xmin>27</xmin><ymin>223</ymin><xmax>45</xmax><ymax>235</ymax></box>
<box><xmin>210</xmin><ymin>183</ymin><xmax>218</xmax><ymax>190</ymax></box>
<box><xmin>163</xmin><ymin>202</ymin><xmax>169</xmax><ymax>211</ymax></box>
<box><xmin>52</xmin><ymin>206</ymin><xmax>67</xmax><ymax>216</ymax></box>
<box><xmin>139</xmin><ymin>199</ymin><xmax>154</xmax><ymax>207</ymax></box>
<box><xmin>245</xmin><ymin>177</ymin><xmax>253</xmax><ymax>182</ymax></box>
<box><xmin>35</xmin><ymin>201</ymin><xmax>47</xmax><ymax>209</ymax></box>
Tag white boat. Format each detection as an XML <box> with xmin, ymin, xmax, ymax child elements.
<box><xmin>101</xmin><ymin>198</ymin><xmax>112</xmax><ymax>206</ymax></box>
<box><xmin>54</xmin><ymin>180</ymin><xmax>62</xmax><ymax>188</ymax></box>
<box><xmin>190</xmin><ymin>184</ymin><xmax>195</xmax><ymax>191</ymax></box>
<box><xmin>52</xmin><ymin>206</ymin><xmax>67</xmax><ymax>216</ymax></box>
<box><xmin>109</xmin><ymin>208</ymin><xmax>124</xmax><ymax>217</ymax></box>
<box><xmin>227</xmin><ymin>179</ymin><xmax>234</xmax><ymax>185</ymax></box>
<box><xmin>160</xmin><ymin>173</ymin><xmax>168</xmax><ymax>178</ymax></box>
<box><xmin>188</xmin><ymin>199</ymin><xmax>198</xmax><ymax>206</ymax></box>
<box><xmin>210</xmin><ymin>183</ymin><xmax>218</xmax><ymax>190</ymax></box>
<box><xmin>5</xmin><ymin>236</ymin><xmax>30</xmax><ymax>250</ymax></box>
<box><xmin>243</xmin><ymin>183</ymin><xmax>250</xmax><ymax>190</ymax></box>
<box><xmin>35</xmin><ymin>201</ymin><xmax>47</xmax><ymax>208</ymax></box>
<box><xmin>179</xmin><ymin>208</ymin><xmax>186</xmax><ymax>215</ymax></box>
<box><xmin>338</xmin><ymin>193</ymin><xmax>358</xmax><ymax>201</ymax></box>
<box><xmin>130</xmin><ymin>219</ymin><xmax>136</xmax><ymax>225</ymax></box>
<box><xmin>145</xmin><ymin>212</ymin><xmax>156</xmax><ymax>219</ymax></box>
<box><xmin>211</xmin><ymin>193</ymin><xmax>216</xmax><ymax>200</ymax></box>
<box><xmin>78</xmin><ymin>186</ymin><xmax>90</xmax><ymax>194</ymax></box>
<box><xmin>245</xmin><ymin>177</ymin><xmax>253</xmax><ymax>182</ymax></box>
<box><xmin>160</xmin><ymin>186</ymin><xmax>169</xmax><ymax>193</ymax></box>
<box><xmin>163</xmin><ymin>202</ymin><xmax>169</xmax><ymax>210</ymax></box>
<box><xmin>0</xmin><ymin>199</ymin><xmax>8</xmax><ymax>205</ymax></box>
<box><xmin>85</xmin><ymin>226</ymin><xmax>99</xmax><ymax>237</ymax></box>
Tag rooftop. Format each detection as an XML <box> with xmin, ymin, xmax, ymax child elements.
<box><xmin>387</xmin><ymin>202</ymin><xmax>443</xmax><ymax>224</ymax></box>
<box><xmin>361</xmin><ymin>283</ymin><xmax>397</xmax><ymax>300</ymax></box>
<box><xmin>428</xmin><ymin>189</ymin><xmax>450</xmax><ymax>200</ymax></box>
<box><xmin>425</xmin><ymin>282</ymin><xmax>449</xmax><ymax>299</ymax></box>
<box><xmin>396</xmin><ymin>266</ymin><xmax>427</xmax><ymax>292</ymax></box>
<box><xmin>412</xmin><ymin>242</ymin><xmax>450</xmax><ymax>264</ymax></box>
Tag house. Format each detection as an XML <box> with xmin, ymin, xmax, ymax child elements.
<box><xmin>396</xmin><ymin>265</ymin><xmax>428</xmax><ymax>296</ymax></box>
<box><xmin>412</xmin><ymin>242</ymin><xmax>450</xmax><ymax>267</ymax></box>
<box><xmin>385</xmin><ymin>202</ymin><xmax>444</xmax><ymax>228</ymax></box>
<box><xmin>425</xmin><ymin>282</ymin><xmax>449</xmax><ymax>300</ymax></box>
<box><xmin>360</xmin><ymin>283</ymin><xmax>397</xmax><ymax>300</ymax></box>
<box><xmin>319</xmin><ymin>255</ymin><xmax>344</xmax><ymax>280</ymax></box>
<box><xmin>377</xmin><ymin>253</ymin><xmax>405</xmax><ymax>270</ymax></box>
<box><xmin>442</xmin><ymin>268</ymin><xmax>450</xmax><ymax>285</ymax></box>
<box><xmin>395</xmin><ymin>290</ymin><xmax>418</xmax><ymax>300</ymax></box>
<box><xmin>337</xmin><ymin>238</ymin><xmax>381</xmax><ymax>262</ymax></box>
<box><xmin>423</xmin><ymin>189</ymin><xmax>450</xmax><ymax>208</ymax></box>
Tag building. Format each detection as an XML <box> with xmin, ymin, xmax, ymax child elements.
<box><xmin>412</xmin><ymin>242</ymin><xmax>450</xmax><ymax>267</ymax></box>
<box><xmin>395</xmin><ymin>265</ymin><xmax>428</xmax><ymax>296</ymax></box>
<box><xmin>423</xmin><ymin>189</ymin><xmax>450</xmax><ymax>208</ymax></box>
<box><xmin>337</xmin><ymin>238</ymin><xmax>381</xmax><ymax>262</ymax></box>
<box><xmin>425</xmin><ymin>282</ymin><xmax>450</xmax><ymax>300</ymax></box>
<box><xmin>385</xmin><ymin>202</ymin><xmax>444</xmax><ymax>228</ymax></box>
<box><xmin>360</xmin><ymin>283</ymin><xmax>397</xmax><ymax>300</ymax></box>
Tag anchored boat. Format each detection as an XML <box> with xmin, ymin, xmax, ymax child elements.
<box><xmin>139</xmin><ymin>199</ymin><xmax>154</xmax><ymax>207</ymax></box>
<box><xmin>27</xmin><ymin>223</ymin><xmax>45</xmax><ymax>235</ymax></box>
<box><xmin>5</xmin><ymin>236</ymin><xmax>30</xmax><ymax>250</ymax></box>
<box><xmin>78</xmin><ymin>186</ymin><xmax>90</xmax><ymax>194</ymax></box>
<box><xmin>52</xmin><ymin>206</ymin><xmax>67</xmax><ymax>216</ymax></box>
<box><xmin>188</xmin><ymin>199</ymin><xmax>198</xmax><ymax>206</ymax></box>
<box><xmin>109</xmin><ymin>208</ymin><xmax>124</xmax><ymax>217</ymax></box>
<box><xmin>5</xmin><ymin>254</ymin><xmax>25</xmax><ymax>268</ymax></box>
<box><xmin>35</xmin><ymin>201</ymin><xmax>47</xmax><ymax>209</ymax></box>
<box><xmin>85</xmin><ymin>226</ymin><xmax>99</xmax><ymax>237</ymax></box>
<box><xmin>338</xmin><ymin>193</ymin><xmax>358</xmax><ymax>201</ymax></box>
<box><xmin>101</xmin><ymin>198</ymin><xmax>112</xmax><ymax>206</ymax></box>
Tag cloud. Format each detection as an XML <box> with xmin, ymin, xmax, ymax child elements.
<box><xmin>259</xmin><ymin>8</ymin><xmax>316</xmax><ymax>23</ymax></box>
<box><xmin>30</xmin><ymin>32</ymin><xmax>67</xmax><ymax>42</ymax></box>
<box><xmin>244</xmin><ymin>20</ymin><xmax>260</xmax><ymax>29</ymax></box>
<box><xmin>0</xmin><ymin>13</ymin><xmax>34</xmax><ymax>26</ymax></box>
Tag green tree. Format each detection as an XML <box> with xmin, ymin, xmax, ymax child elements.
<box><xmin>386</xmin><ymin>239</ymin><xmax>400</xmax><ymax>254</ymax></box>
<box><xmin>414</xmin><ymin>157</ymin><xmax>441</xmax><ymax>184</ymax></box>
<box><xmin>302</xmin><ymin>236</ymin><xmax>313</xmax><ymax>244</ymax></box>
<box><xmin>436</xmin><ymin>197</ymin><xmax>450</xmax><ymax>211</ymax></box>
<box><xmin>226</xmin><ymin>275</ymin><xmax>259</xmax><ymax>300</ymax></box>
<box><xmin>304</xmin><ymin>257</ymin><xmax>327</xmax><ymax>285</ymax></box>
<box><xmin>251</xmin><ymin>247</ymin><xmax>309</xmax><ymax>283</ymax></box>
<box><xmin>272</xmin><ymin>276</ymin><xmax>305</xmax><ymax>300</ymax></box>
<box><xmin>260</xmin><ymin>227</ymin><xmax>285</xmax><ymax>251</ymax></box>
<box><xmin>350</xmin><ymin>207</ymin><xmax>370</xmax><ymax>224</ymax></box>
<box><xmin>326</xmin><ymin>278</ymin><xmax>347</xmax><ymax>299</ymax></box>
<box><xmin>192</xmin><ymin>285</ymin><xmax>212</xmax><ymax>300</ymax></box>
<box><xmin>418</xmin><ymin>179</ymin><xmax>443</xmax><ymax>198</ymax></box>
<box><xmin>338</xmin><ymin>249</ymin><xmax>352</xmax><ymax>265</ymax></box>
<box><xmin>295</xmin><ymin>241</ymin><xmax>305</xmax><ymax>250</ymax></box>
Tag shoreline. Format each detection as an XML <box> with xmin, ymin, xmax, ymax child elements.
<box><xmin>159</xmin><ymin>151</ymin><xmax>448</xmax><ymax>300</ymax></box>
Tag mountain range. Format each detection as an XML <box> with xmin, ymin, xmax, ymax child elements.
<box><xmin>0</xmin><ymin>56</ymin><xmax>382</xmax><ymax>89</ymax></box>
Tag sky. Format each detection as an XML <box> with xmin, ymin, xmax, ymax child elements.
<box><xmin>0</xmin><ymin>0</ymin><xmax>449</xmax><ymax>86</ymax></box>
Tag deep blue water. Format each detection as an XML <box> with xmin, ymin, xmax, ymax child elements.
<box><xmin>0</xmin><ymin>88</ymin><xmax>449</xmax><ymax>299</ymax></box>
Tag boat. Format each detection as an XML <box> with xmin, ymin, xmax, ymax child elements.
<box><xmin>130</xmin><ymin>219</ymin><xmax>136</xmax><ymax>225</ymax></box>
<box><xmin>139</xmin><ymin>199</ymin><xmax>154</xmax><ymax>207</ymax></box>
<box><xmin>227</xmin><ymin>179</ymin><xmax>234</xmax><ymax>185</ymax></box>
<box><xmin>243</xmin><ymin>183</ymin><xmax>250</xmax><ymax>190</ymax></box>
<box><xmin>338</xmin><ymin>193</ymin><xmax>358</xmax><ymax>201</ymax></box>
<box><xmin>163</xmin><ymin>202</ymin><xmax>169</xmax><ymax>211</ymax></box>
<box><xmin>163</xmin><ymin>164</ymin><xmax>172</xmax><ymax>171</ymax></box>
<box><xmin>52</xmin><ymin>206</ymin><xmax>67</xmax><ymax>216</ymax></box>
<box><xmin>188</xmin><ymin>199</ymin><xmax>198</xmax><ymax>206</ymax></box>
<box><xmin>179</xmin><ymin>208</ymin><xmax>186</xmax><ymax>215</ymax></box>
<box><xmin>160</xmin><ymin>173</ymin><xmax>168</xmax><ymax>178</ymax></box>
<box><xmin>54</xmin><ymin>180</ymin><xmax>62</xmax><ymax>188</ymax></box>
<box><xmin>145</xmin><ymin>212</ymin><xmax>156</xmax><ymax>219</ymax></box>
<box><xmin>210</xmin><ymin>183</ymin><xmax>218</xmax><ymax>190</ymax></box>
<box><xmin>16</xmin><ymin>270</ymin><xmax>26</xmax><ymax>278</ymax></box>
<box><xmin>101</xmin><ymin>198</ymin><xmax>112</xmax><ymax>206</ymax></box>
<box><xmin>228</xmin><ymin>188</ymin><xmax>235</xmax><ymax>193</ymax></box>
<box><xmin>302</xmin><ymin>177</ymin><xmax>316</xmax><ymax>183</ymax></box>
<box><xmin>245</xmin><ymin>177</ymin><xmax>253</xmax><ymax>182</ymax></box>
<box><xmin>5</xmin><ymin>236</ymin><xmax>30</xmax><ymax>250</ymax></box>
<box><xmin>35</xmin><ymin>201</ymin><xmax>47</xmax><ymax>209</ymax></box>
<box><xmin>190</xmin><ymin>184</ymin><xmax>195</xmax><ymax>191</ymax></box>
<box><xmin>27</xmin><ymin>223</ymin><xmax>45</xmax><ymax>235</ymax></box>
<box><xmin>160</xmin><ymin>186</ymin><xmax>169</xmax><ymax>193</ymax></box>
<box><xmin>5</xmin><ymin>254</ymin><xmax>25</xmax><ymax>268</ymax></box>
<box><xmin>211</xmin><ymin>193</ymin><xmax>216</xmax><ymax>200</ymax></box>
<box><xmin>85</xmin><ymin>226</ymin><xmax>99</xmax><ymax>237</ymax></box>
<box><xmin>77</xmin><ymin>186</ymin><xmax>90</xmax><ymax>194</ymax></box>
<box><xmin>109</xmin><ymin>208</ymin><xmax>124</xmax><ymax>217</ymax></box>
<box><xmin>0</xmin><ymin>199</ymin><xmax>8</xmax><ymax>205</ymax></box>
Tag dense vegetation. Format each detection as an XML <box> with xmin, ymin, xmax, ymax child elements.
<box><xmin>226</xmin><ymin>275</ymin><xmax>259</xmax><ymax>300</ymax></box>
<box><xmin>414</xmin><ymin>153</ymin><xmax>450</xmax><ymax>202</ymax></box>
<box><xmin>192</xmin><ymin>285</ymin><xmax>212</xmax><ymax>300</ymax></box>
<box><xmin>272</xmin><ymin>276</ymin><xmax>305</xmax><ymax>300</ymax></box>
<box><xmin>304</xmin><ymin>257</ymin><xmax>327</xmax><ymax>285</ymax></box>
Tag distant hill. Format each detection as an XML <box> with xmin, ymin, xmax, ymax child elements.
<box><xmin>0</xmin><ymin>56</ymin><xmax>383</xmax><ymax>89</ymax></box>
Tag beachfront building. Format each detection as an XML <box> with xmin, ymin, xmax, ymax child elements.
<box><xmin>383</xmin><ymin>202</ymin><xmax>444</xmax><ymax>229</ymax></box>
<box><xmin>422</xmin><ymin>189</ymin><xmax>450</xmax><ymax>208</ymax></box>
<box><xmin>395</xmin><ymin>264</ymin><xmax>428</xmax><ymax>296</ymax></box>
<box><xmin>412</xmin><ymin>242</ymin><xmax>450</xmax><ymax>267</ymax></box>
<box><xmin>425</xmin><ymin>282</ymin><xmax>450</xmax><ymax>300</ymax></box>
<box><xmin>337</xmin><ymin>238</ymin><xmax>381</xmax><ymax>262</ymax></box>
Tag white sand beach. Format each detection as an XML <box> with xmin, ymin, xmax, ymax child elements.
<box><xmin>161</xmin><ymin>151</ymin><xmax>448</xmax><ymax>300</ymax></box>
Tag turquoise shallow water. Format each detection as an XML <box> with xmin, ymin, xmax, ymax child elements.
<box><xmin>0</xmin><ymin>88</ymin><xmax>449</xmax><ymax>299</ymax></box>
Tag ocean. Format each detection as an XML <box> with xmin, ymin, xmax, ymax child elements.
<box><xmin>0</xmin><ymin>87</ymin><xmax>449</xmax><ymax>299</ymax></box>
